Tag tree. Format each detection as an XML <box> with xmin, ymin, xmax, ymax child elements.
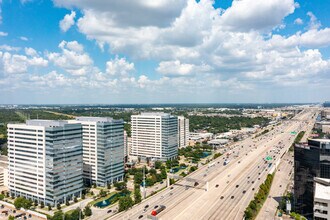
<box><xmin>118</xmin><ymin>195</ymin><xmax>134</xmax><ymax>212</ymax></box>
<box><xmin>166</xmin><ymin>160</ymin><xmax>172</xmax><ymax>169</ymax></box>
<box><xmin>57</xmin><ymin>203</ymin><xmax>61</xmax><ymax>210</ymax></box>
<box><xmin>244</xmin><ymin>207</ymin><xmax>253</xmax><ymax>219</ymax></box>
<box><xmin>48</xmin><ymin>204</ymin><xmax>52</xmax><ymax>211</ymax></box>
<box><xmin>65</xmin><ymin>200</ymin><xmax>70</xmax><ymax>206</ymax></box>
<box><xmin>114</xmin><ymin>182</ymin><xmax>127</xmax><ymax>191</ymax></box>
<box><xmin>14</xmin><ymin>197</ymin><xmax>33</xmax><ymax>209</ymax></box>
<box><xmin>160</xmin><ymin>168</ymin><xmax>167</xmax><ymax>179</ymax></box>
<box><xmin>40</xmin><ymin>201</ymin><xmax>44</xmax><ymax>208</ymax></box>
<box><xmin>82</xmin><ymin>194</ymin><xmax>85</xmax><ymax>200</ymax></box>
<box><xmin>134</xmin><ymin>172</ymin><xmax>143</xmax><ymax>185</ymax></box>
<box><xmin>149</xmin><ymin>168</ymin><xmax>157</xmax><ymax>176</ymax></box>
<box><xmin>65</xmin><ymin>208</ymin><xmax>82</xmax><ymax>220</ymax></box>
<box><xmin>155</xmin><ymin>161</ymin><xmax>162</xmax><ymax>169</ymax></box>
<box><xmin>52</xmin><ymin>211</ymin><xmax>64</xmax><ymax>220</ymax></box>
<box><xmin>0</xmin><ymin>194</ymin><xmax>4</xmax><ymax>200</ymax></box>
<box><xmin>99</xmin><ymin>189</ymin><xmax>107</xmax><ymax>197</ymax></box>
<box><xmin>84</xmin><ymin>206</ymin><xmax>92</xmax><ymax>217</ymax></box>
<box><xmin>107</xmin><ymin>183</ymin><xmax>111</xmax><ymax>189</ymax></box>
<box><xmin>34</xmin><ymin>200</ymin><xmax>38</xmax><ymax>207</ymax></box>
<box><xmin>74</xmin><ymin>197</ymin><xmax>78</xmax><ymax>203</ymax></box>
<box><xmin>134</xmin><ymin>187</ymin><xmax>142</xmax><ymax>204</ymax></box>
<box><xmin>8</xmin><ymin>216</ymin><xmax>15</xmax><ymax>220</ymax></box>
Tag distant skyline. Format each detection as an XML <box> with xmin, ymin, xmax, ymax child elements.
<box><xmin>1</xmin><ymin>0</ymin><xmax>330</xmax><ymax>104</ymax></box>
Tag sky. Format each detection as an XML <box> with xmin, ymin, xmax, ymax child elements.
<box><xmin>0</xmin><ymin>0</ymin><xmax>330</xmax><ymax>104</ymax></box>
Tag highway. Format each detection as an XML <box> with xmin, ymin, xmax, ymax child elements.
<box><xmin>106</xmin><ymin>108</ymin><xmax>317</xmax><ymax>220</ymax></box>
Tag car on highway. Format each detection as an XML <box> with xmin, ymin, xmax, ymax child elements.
<box><xmin>107</xmin><ymin>210</ymin><xmax>112</xmax><ymax>213</ymax></box>
<box><xmin>138</xmin><ymin>215</ymin><xmax>143</xmax><ymax>219</ymax></box>
<box><xmin>151</xmin><ymin>205</ymin><xmax>166</xmax><ymax>216</ymax></box>
<box><xmin>252</xmin><ymin>188</ymin><xmax>255</xmax><ymax>191</ymax></box>
<box><xmin>220</xmin><ymin>196</ymin><xmax>224</xmax><ymax>199</ymax></box>
<box><xmin>236</xmin><ymin>185</ymin><xmax>239</xmax><ymax>188</ymax></box>
<box><xmin>145</xmin><ymin>205</ymin><xmax>149</xmax><ymax>209</ymax></box>
<box><xmin>170</xmin><ymin>186</ymin><xmax>174</xmax><ymax>189</ymax></box>
<box><xmin>243</xmin><ymin>190</ymin><xmax>246</xmax><ymax>194</ymax></box>
<box><xmin>194</xmin><ymin>182</ymin><xmax>199</xmax><ymax>186</ymax></box>
<box><xmin>231</xmin><ymin>196</ymin><xmax>234</xmax><ymax>199</ymax></box>
<box><xmin>215</xmin><ymin>184</ymin><xmax>219</xmax><ymax>188</ymax></box>
<box><xmin>154</xmin><ymin>205</ymin><xmax>158</xmax><ymax>209</ymax></box>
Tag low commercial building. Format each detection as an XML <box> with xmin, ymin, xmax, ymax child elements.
<box><xmin>314</xmin><ymin>178</ymin><xmax>330</xmax><ymax>220</ymax></box>
<box><xmin>7</xmin><ymin>120</ymin><xmax>83</xmax><ymax>206</ymax></box>
<box><xmin>207</xmin><ymin>139</ymin><xmax>229</xmax><ymax>148</ymax></box>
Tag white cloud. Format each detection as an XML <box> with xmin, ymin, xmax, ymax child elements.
<box><xmin>25</xmin><ymin>47</ymin><xmax>38</xmax><ymax>56</ymax></box>
<box><xmin>1</xmin><ymin>0</ymin><xmax>330</xmax><ymax>103</ymax></box>
<box><xmin>0</xmin><ymin>45</ymin><xmax>20</xmax><ymax>51</ymax></box>
<box><xmin>0</xmin><ymin>31</ymin><xmax>7</xmax><ymax>36</ymax></box>
<box><xmin>47</xmin><ymin>40</ymin><xmax>94</xmax><ymax>76</ymax></box>
<box><xmin>54</xmin><ymin>0</ymin><xmax>187</xmax><ymax>28</ymax></box>
<box><xmin>156</xmin><ymin>60</ymin><xmax>212</xmax><ymax>76</ymax></box>
<box><xmin>220</xmin><ymin>0</ymin><xmax>296</xmax><ymax>32</ymax></box>
<box><xmin>0</xmin><ymin>51</ymin><xmax>48</xmax><ymax>74</ymax></box>
<box><xmin>106</xmin><ymin>56</ymin><xmax>134</xmax><ymax>76</ymax></box>
<box><xmin>59</xmin><ymin>11</ymin><xmax>76</xmax><ymax>32</ymax></box>
<box><xmin>307</xmin><ymin>11</ymin><xmax>321</xmax><ymax>30</ymax></box>
<box><xmin>20</xmin><ymin>36</ymin><xmax>29</xmax><ymax>41</ymax></box>
<box><xmin>294</xmin><ymin>18</ymin><xmax>303</xmax><ymax>25</ymax></box>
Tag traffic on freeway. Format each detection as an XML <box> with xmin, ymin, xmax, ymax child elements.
<box><xmin>106</xmin><ymin>108</ymin><xmax>317</xmax><ymax>220</ymax></box>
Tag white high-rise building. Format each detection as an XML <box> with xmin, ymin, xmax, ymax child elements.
<box><xmin>7</xmin><ymin>120</ymin><xmax>83</xmax><ymax>206</ymax></box>
<box><xmin>131</xmin><ymin>112</ymin><xmax>178</xmax><ymax>161</ymax></box>
<box><xmin>178</xmin><ymin>116</ymin><xmax>189</xmax><ymax>148</ymax></box>
<box><xmin>70</xmin><ymin>117</ymin><xmax>125</xmax><ymax>186</ymax></box>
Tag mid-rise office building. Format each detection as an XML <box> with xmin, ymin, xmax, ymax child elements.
<box><xmin>70</xmin><ymin>117</ymin><xmax>124</xmax><ymax>186</ymax></box>
<box><xmin>178</xmin><ymin>116</ymin><xmax>189</xmax><ymax>148</ymax></box>
<box><xmin>7</xmin><ymin>120</ymin><xmax>83</xmax><ymax>206</ymax></box>
<box><xmin>294</xmin><ymin>139</ymin><xmax>330</xmax><ymax>218</ymax></box>
<box><xmin>131</xmin><ymin>112</ymin><xmax>178</xmax><ymax>161</ymax></box>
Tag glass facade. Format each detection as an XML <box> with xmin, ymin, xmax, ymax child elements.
<box><xmin>294</xmin><ymin>139</ymin><xmax>330</xmax><ymax>218</ymax></box>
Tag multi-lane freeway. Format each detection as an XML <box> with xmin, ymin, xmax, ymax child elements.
<box><xmin>106</xmin><ymin>108</ymin><xmax>317</xmax><ymax>220</ymax></box>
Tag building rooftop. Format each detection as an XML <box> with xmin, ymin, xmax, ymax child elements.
<box><xmin>26</xmin><ymin>120</ymin><xmax>70</xmax><ymax>127</ymax></box>
<box><xmin>311</xmin><ymin>138</ymin><xmax>330</xmax><ymax>143</ymax></box>
<box><xmin>315</xmin><ymin>178</ymin><xmax>330</xmax><ymax>200</ymax></box>
<box><xmin>138</xmin><ymin>112</ymin><xmax>171</xmax><ymax>117</ymax></box>
<box><xmin>75</xmin><ymin>116</ymin><xmax>121</xmax><ymax>123</ymax></box>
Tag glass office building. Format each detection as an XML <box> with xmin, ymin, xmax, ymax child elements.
<box><xmin>8</xmin><ymin>120</ymin><xmax>83</xmax><ymax>206</ymax></box>
<box><xmin>294</xmin><ymin>139</ymin><xmax>330</xmax><ymax>218</ymax></box>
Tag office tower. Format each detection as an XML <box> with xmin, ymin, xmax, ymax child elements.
<box><xmin>7</xmin><ymin>120</ymin><xmax>83</xmax><ymax>206</ymax></box>
<box><xmin>131</xmin><ymin>112</ymin><xmax>178</xmax><ymax>161</ymax></box>
<box><xmin>294</xmin><ymin>139</ymin><xmax>330</xmax><ymax>218</ymax></box>
<box><xmin>70</xmin><ymin>117</ymin><xmax>125</xmax><ymax>186</ymax></box>
<box><xmin>178</xmin><ymin>116</ymin><xmax>189</xmax><ymax>148</ymax></box>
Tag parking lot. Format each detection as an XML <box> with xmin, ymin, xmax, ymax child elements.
<box><xmin>0</xmin><ymin>203</ymin><xmax>46</xmax><ymax>220</ymax></box>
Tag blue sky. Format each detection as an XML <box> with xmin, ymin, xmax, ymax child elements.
<box><xmin>0</xmin><ymin>0</ymin><xmax>330</xmax><ymax>104</ymax></box>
